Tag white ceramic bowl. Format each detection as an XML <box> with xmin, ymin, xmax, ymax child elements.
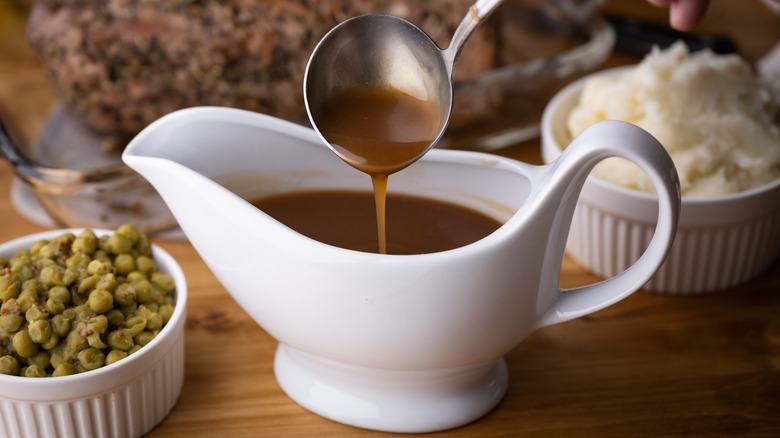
<box><xmin>542</xmin><ymin>67</ymin><xmax>780</xmax><ymax>294</ymax></box>
<box><xmin>0</xmin><ymin>229</ymin><xmax>187</xmax><ymax>438</ymax></box>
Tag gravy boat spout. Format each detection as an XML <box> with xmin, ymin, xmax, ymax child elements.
<box><xmin>122</xmin><ymin>107</ymin><xmax>679</xmax><ymax>433</ymax></box>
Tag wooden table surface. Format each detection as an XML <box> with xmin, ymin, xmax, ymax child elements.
<box><xmin>2</xmin><ymin>1</ymin><xmax>780</xmax><ymax>437</ymax></box>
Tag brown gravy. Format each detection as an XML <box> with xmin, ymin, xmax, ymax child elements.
<box><xmin>317</xmin><ymin>87</ymin><xmax>441</xmax><ymax>175</ymax></box>
<box><xmin>317</xmin><ymin>86</ymin><xmax>443</xmax><ymax>254</ymax></box>
<box><xmin>252</xmin><ymin>191</ymin><xmax>502</xmax><ymax>255</ymax></box>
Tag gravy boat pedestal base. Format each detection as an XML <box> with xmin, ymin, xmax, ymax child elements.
<box><xmin>275</xmin><ymin>344</ymin><xmax>507</xmax><ymax>433</ymax></box>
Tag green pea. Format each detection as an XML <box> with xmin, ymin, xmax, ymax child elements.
<box><xmin>32</xmin><ymin>240</ymin><xmax>50</xmax><ymax>256</ymax></box>
<box><xmin>105</xmin><ymin>350</ymin><xmax>128</xmax><ymax>366</ymax></box>
<box><xmin>23</xmin><ymin>364</ymin><xmax>47</xmax><ymax>377</ymax></box>
<box><xmin>34</xmin><ymin>241</ymin><xmax>56</xmax><ymax>259</ymax></box>
<box><xmin>117</xmin><ymin>225</ymin><xmax>140</xmax><ymax>246</ymax></box>
<box><xmin>105</xmin><ymin>234</ymin><xmax>132</xmax><ymax>255</ymax></box>
<box><xmin>88</xmin><ymin>289</ymin><xmax>114</xmax><ymax>314</ymax></box>
<box><xmin>22</xmin><ymin>279</ymin><xmax>44</xmax><ymax>292</ymax></box>
<box><xmin>72</xmin><ymin>230</ymin><xmax>98</xmax><ymax>254</ymax></box>
<box><xmin>50</xmin><ymin>233</ymin><xmax>75</xmax><ymax>258</ymax></box>
<box><xmin>114</xmin><ymin>254</ymin><xmax>136</xmax><ymax>275</ymax></box>
<box><xmin>36</xmin><ymin>258</ymin><xmax>57</xmax><ymax>270</ymax></box>
<box><xmin>0</xmin><ymin>276</ymin><xmax>20</xmax><ymax>300</ymax></box>
<box><xmin>48</xmin><ymin>285</ymin><xmax>71</xmax><ymax>304</ymax></box>
<box><xmin>25</xmin><ymin>305</ymin><xmax>49</xmax><ymax>323</ymax></box>
<box><xmin>46</xmin><ymin>297</ymin><xmax>66</xmax><ymax>315</ymax></box>
<box><xmin>51</xmin><ymin>314</ymin><xmax>71</xmax><ymax>337</ymax></box>
<box><xmin>123</xmin><ymin>316</ymin><xmax>147</xmax><ymax>337</ymax></box>
<box><xmin>0</xmin><ymin>298</ymin><xmax>20</xmax><ymax>314</ymax></box>
<box><xmin>16</xmin><ymin>288</ymin><xmax>38</xmax><ymax>313</ymax></box>
<box><xmin>158</xmin><ymin>304</ymin><xmax>175</xmax><ymax>324</ymax></box>
<box><xmin>65</xmin><ymin>252</ymin><xmax>91</xmax><ymax>269</ymax></box>
<box><xmin>0</xmin><ymin>355</ymin><xmax>19</xmax><ymax>375</ymax></box>
<box><xmin>86</xmin><ymin>315</ymin><xmax>109</xmax><ymax>334</ymax></box>
<box><xmin>49</xmin><ymin>352</ymin><xmax>63</xmax><ymax>369</ymax></box>
<box><xmin>28</xmin><ymin>319</ymin><xmax>53</xmax><ymax>344</ymax></box>
<box><xmin>105</xmin><ymin>308</ymin><xmax>125</xmax><ymax>329</ymax></box>
<box><xmin>52</xmin><ymin>362</ymin><xmax>75</xmax><ymax>377</ymax></box>
<box><xmin>41</xmin><ymin>334</ymin><xmax>59</xmax><ymax>350</ymax></box>
<box><xmin>65</xmin><ymin>329</ymin><xmax>88</xmax><ymax>354</ymax></box>
<box><xmin>77</xmin><ymin>274</ymin><xmax>100</xmax><ymax>294</ymax></box>
<box><xmin>145</xmin><ymin>311</ymin><xmax>163</xmax><ymax>332</ymax></box>
<box><xmin>78</xmin><ymin>348</ymin><xmax>105</xmax><ymax>371</ymax></box>
<box><xmin>28</xmin><ymin>351</ymin><xmax>51</xmax><ymax>370</ymax></box>
<box><xmin>95</xmin><ymin>273</ymin><xmax>117</xmax><ymax>293</ymax></box>
<box><xmin>13</xmin><ymin>330</ymin><xmax>39</xmax><ymax>358</ymax></box>
<box><xmin>151</xmin><ymin>272</ymin><xmax>175</xmax><ymax>293</ymax></box>
<box><xmin>134</xmin><ymin>235</ymin><xmax>152</xmax><ymax>256</ymax></box>
<box><xmin>133</xmin><ymin>331</ymin><xmax>156</xmax><ymax>347</ymax></box>
<box><xmin>113</xmin><ymin>283</ymin><xmax>136</xmax><ymax>306</ymax></box>
<box><xmin>136</xmin><ymin>256</ymin><xmax>156</xmax><ymax>275</ymax></box>
<box><xmin>92</xmin><ymin>249</ymin><xmax>110</xmax><ymax>263</ymax></box>
<box><xmin>61</xmin><ymin>268</ymin><xmax>80</xmax><ymax>286</ymax></box>
<box><xmin>16</xmin><ymin>268</ymin><xmax>35</xmax><ymax>283</ymax></box>
<box><xmin>133</xmin><ymin>305</ymin><xmax>155</xmax><ymax>322</ymax></box>
<box><xmin>0</xmin><ymin>314</ymin><xmax>23</xmax><ymax>332</ymax></box>
<box><xmin>86</xmin><ymin>333</ymin><xmax>107</xmax><ymax>350</ymax></box>
<box><xmin>39</xmin><ymin>265</ymin><xmax>68</xmax><ymax>286</ymax></box>
<box><xmin>87</xmin><ymin>260</ymin><xmax>113</xmax><ymax>276</ymax></box>
<box><xmin>9</xmin><ymin>250</ymin><xmax>30</xmax><ymax>266</ymax></box>
<box><xmin>125</xmin><ymin>271</ymin><xmax>146</xmax><ymax>283</ymax></box>
<box><xmin>131</xmin><ymin>279</ymin><xmax>153</xmax><ymax>303</ymax></box>
<box><xmin>107</xmin><ymin>330</ymin><xmax>134</xmax><ymax>351</ymax></box>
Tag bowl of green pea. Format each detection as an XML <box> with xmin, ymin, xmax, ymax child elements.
<box><xmin>0</xmin><ymin>225</ymin><xmax>187</xmax><ymax>438</ymax></box>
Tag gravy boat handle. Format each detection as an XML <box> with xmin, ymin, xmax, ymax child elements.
<box><xmin>534</xmin><ymin>120</ymin><xmax>681</xmax><ymax>328</ymax></box>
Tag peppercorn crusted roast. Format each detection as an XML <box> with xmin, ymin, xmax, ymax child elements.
<box><xmin>27</xmin><ymin>0</ymin><xmax>499</xmax><ymax>136</ymax></box>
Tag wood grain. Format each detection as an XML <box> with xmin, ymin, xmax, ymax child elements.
<box><xmin>1</xmin><ymin>1</ymin><xmax>779</xmax><ymax>436</ymax></box>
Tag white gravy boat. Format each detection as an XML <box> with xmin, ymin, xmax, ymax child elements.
<box><xmin>122</xmin><ymin>107</ymin><xmax>680</xmax><ymax>433</ymax></box>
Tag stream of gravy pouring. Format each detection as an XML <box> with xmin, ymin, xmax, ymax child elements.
<box><xmin>317</xmin><ymin>86</ymin><xmax>442</xmax><ymax>254</ymax></box>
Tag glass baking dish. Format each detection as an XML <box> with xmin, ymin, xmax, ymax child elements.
<box><xmin>0</xmin><ymin>106</ymin><xmax>179</xmax><ymax>236</ymax></box>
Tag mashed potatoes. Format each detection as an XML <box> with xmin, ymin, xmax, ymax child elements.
<box><xmin>567</xmin><ymin>42</ymin><xmax>780</xmax><ymax>197</ymax></box>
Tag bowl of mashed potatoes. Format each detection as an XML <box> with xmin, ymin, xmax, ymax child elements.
<box><xmin>0</xmin><ymin>226</ymin><xmax>187</xmax><ymax>437</ymax></box>
<box><xmin>541</xmin><ymin>42</ymin><xmax>780</xmax><ymax>294</ymax></box>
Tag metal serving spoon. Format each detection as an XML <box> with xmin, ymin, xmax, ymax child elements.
<box><xmin>304</xmin><ymin>0</ymin><xmax>505</xmax><ymax>174</ymax></box>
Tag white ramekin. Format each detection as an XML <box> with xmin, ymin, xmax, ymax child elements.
<box><xmin>542</xmin><ymin>68</ymin><xmax>780</xmax><ymax>294</ymax></box>
<box><xmin>0</xmin><ymin>229</ymin><xmax>187</xmax><ymax>438</ymax></box>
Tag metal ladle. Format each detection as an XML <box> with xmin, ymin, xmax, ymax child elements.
<box><xmin>304</xmin><ymin>0</ymin><xmax>505</xmax><ymax>173</ymax></box>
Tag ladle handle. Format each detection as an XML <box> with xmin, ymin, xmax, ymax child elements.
<box><xmin>473</xmin><ymin>0</ymin><xmax>505</xmax><ymax>18</ymax></box>
<box><xmin>443</xmin><ymin>0</ymin><xmax>505</xmax><ymax>76</ymax></box>
<box><xmin>0</xmin><ymin>115</ymin><xmax>40</xmax><ymax>180</ymax></box>
<box><xmin>535</xmin><ymin>121</ymin><xmax>681</xmax><ymax>328</ymax></box>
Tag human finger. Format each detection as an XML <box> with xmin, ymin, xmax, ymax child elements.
<box><xmin>669</xmin><ymin>0</ymin><xmax>711</xmax><ymax>30</ymax></box>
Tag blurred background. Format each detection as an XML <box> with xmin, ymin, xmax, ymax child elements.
<box><xmin>1</xmin><ymin>0</ymin><xmax>779</xmax><ymax>234</ymax></box>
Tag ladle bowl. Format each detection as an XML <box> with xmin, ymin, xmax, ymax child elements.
<box><xmin>304</xmin><ymin>0</ymin><xmax>504</xmax><ymax>173</ymax></box>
